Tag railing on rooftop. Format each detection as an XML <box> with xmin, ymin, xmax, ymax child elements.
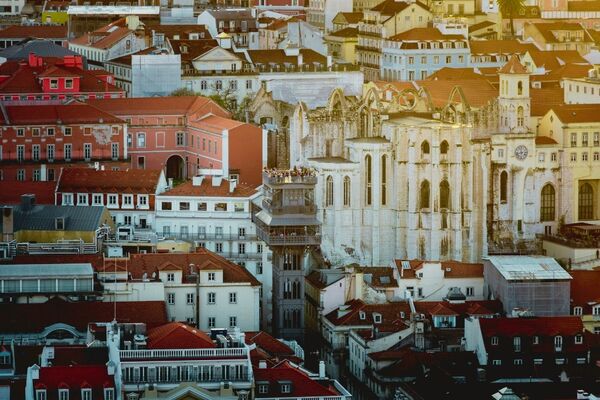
<box><xmin>120</xmin><ymin>347</ymin><xmax>248</xmax><ymax>360</ymax></box>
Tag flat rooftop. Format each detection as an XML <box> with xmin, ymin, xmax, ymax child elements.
<box><xmin>0</xmin><ymin>263</ymin><xmax>94</xmax><ymax>278</ymax></box>
<box><xmin>485</xmin><ymin>256</ymin><xmax>571</xmax><ymax>281</ymax></box>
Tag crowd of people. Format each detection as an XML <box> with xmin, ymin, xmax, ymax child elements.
<box><xmin>263</xmin><ymin>166</ymin><xmax>317</xmax><ymax>179</ymax></box>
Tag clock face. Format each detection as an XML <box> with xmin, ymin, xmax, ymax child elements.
<box><xmin>515</xmin><ymin>145</ymin><xmax>528</xmax><ymax>160</ymax></box>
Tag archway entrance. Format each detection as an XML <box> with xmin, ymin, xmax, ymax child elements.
<box><xmin>166</xmin><ymin>155</ymin><xmax>184</xmax><ymax>181</ymax></box>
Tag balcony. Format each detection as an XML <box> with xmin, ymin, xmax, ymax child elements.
<box><xmin>256</xmin><ymin>227</ymin><xmax>321</xmax><ymax>246</ymax></box>
<box><xmin>263</xmin><ymin>172</ymin><xmax>317</xmax><ymax>186</ymax></box>
<box><xmin>122</xmin><ymin>374</ymin><xmax>251</xmax><ymax>384</ymax></box>
<box><xmin>120</xmin><ymin>347</ymin><xmax>248</xmax><ymax>361</ymax></box>
<box><xmin>261</xmin><ymin>200</ymin><xmax>317</xmax><ymax>215</ymax></box>
<box><xmin>160</xmin><ymin>232</ymin><xmax>258</xmax><ymax>242</ymax></box>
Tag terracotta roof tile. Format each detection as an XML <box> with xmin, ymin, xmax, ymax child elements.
<box><xmin>0</xmin><ymin>297</ymin><xmax>168</xmax><ymax>333</ymax></box>
<box><xmin>0</xmin><ymin>181</ymin><xmax>56</xmax><ymax>204</ymax></box>
<box><xmin>35</xmin><ymin>365</ymin><xmax>115</xmax><ymax>393</ymax></box>
<box><xmin>499</xmin><ymin>54</ymin><xmax>528</xmax><ymax>74</ymax></box>
<box><xmin>162</xmin><ymin>179</ymin><xmax>258</xmax><ymax>198</ymax></box>
<box><xmin>2</xmin><ymin>103</ymin><xmax>123</xmax><ymax>125</ymax></box>
<box><xmin>416</xmin><ymin>79</ymin><xmax>498</xmax><ymax>108</ymax></box>
<box><xmin>469</xmin><ymin>20</ymin><xmax>496</xmax><ymax>33</ymax></box>
<box><xmin>527</xmin><ymin>22</ymin><xmax>594</xmax><ymax>44</ymax></box>
<box><xmin>102</xmin><ymin>250</ymin><xmax>261</xmax><ymax>286</ymax></box>
<box><xmin>327</xmin><ymin>27</ymin><xmax>358</xmax><ymax>38</ymax></box>
<box><xmin>0</xmin><ymin>25</ymin><xmax>67</xmax><ymax>39</ymax></box>
<box><xmin>479</xmin><ymin>316</ymin><xmax>584</xmax><ymax>337</ymax></box>
<box><xmin>88</xmin><ymin>96</ymin><xmax>230</xmax><ymax>118</ymax></box>
<box><xmin>569</xmin><ymin>1</ymin><xmax>600</xmax><ymax>11</ymax></box>
<box><xmin>57</xmin><ymin>168</ymin><xmax>163</xmax><ymax>194</ymax></box>
<box><xmin>570</xmin><ymin>270</ymin><xmax>600</xmax><ymax>314</ymax></box>
<box><xmin>337</xmin><ymin>12</ymin><xmax>363</xmax><ymax>24</ymax></box>
<box><xmin>393</xmin><ymin>260</ymin><xmax>483</xmax><ymax>279</ymax></box>
<box><xmin>147</xmin><ymin>322</ymin><xmax>215</xmax><ymax>349</ymax></box>
<box><xmin>530</xmin><ymin>87</ymin><xmax>564</xmax><ymax>116</ymax></box>
<box><xmin>469</xmin><ymin>40</ymin><xmax>538</xmax><ymax>55</ymax></box>
<box><xmin>535</xmin><ymin>135</ymin><xmax>558</xmax><ymax>145</ymax></box>
<box><xmin>169</xmin><ymin>38</ymin><xmax>219</xmax><ymax>62</ymax></box>
<box><xmin>245</xmin><ymin>331</ymin><xmax>298</xmax><ymax>360</ymax></box>
<box><xmin>552</xmin><ymin>104</ymin><xmax>600</xmax><ymax>123</ymax></box>
<box><xmin>253</xmin><ymin>361</ymin><xmax>341</xmax><ymax>398</ymax></box>
<box><xmin>370</xmin><ymin>0</ymin><xmax>429</xmax><ymax>16</ymax></box>
<box><xmin>388</xmin><ymin>27</ymin><xmax>465</xmax><ymax>41</ymax></box>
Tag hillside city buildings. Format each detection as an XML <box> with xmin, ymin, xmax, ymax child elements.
<box><xmin>1</xmin><ymin>0</ymin><xmax>600</xmax><ymax>399</ymax></box>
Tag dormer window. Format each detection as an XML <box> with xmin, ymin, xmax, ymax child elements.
<box><xmin>359</xmin><ymin>311</ymin><xmax>366</xmax><ymax>320</ymax></box>
<box><xmin>279</xmin><ymin>382</ymin><xmax>292</xmax><ymax>394</ymax></box>
<box><xmin>491</xmin><ymin>336</ymin><xmax>499</xmax><ymax>345</ymax></box>
<box><xmin>257</xmin><ymin>383</ymin><xmax>269</xmax><ymax>394</ymax></box>
<box><xmin>81</xmin><ymin>388</ymin><xmax>92</xmax><ymax>400</ymax></box>
<box><xmin>533</xmin><ymin>335</ymin><xmax>539</xmax><ymax>345</ymax></box>
<box><xmin>58</xmin><ymin>389</ymin><xmax>69</xmax><ymax>400</ymax></box>
<box><xmin>593</xmin><ymin>305</ymin><xmax>600</xmax><ymax>316</ymax></box>
<box><xmin>55</xmin><ymin>217</ymin><xmax>65</xmax><ymax>230</ymax></box>
<box><xmin>50</xmin><ymin>79</ymin><xmax>58</xmax><ymax>89</ymax></box>
<box><xmin>574</xmin><ymin>306</ymin><xmax>583</xmax><ymax>316</ymax></box>
<box><xmin>208</xmin><ymin>272</ymin><xmax>216</xmax><ymax>281</ymax></box>
<box><xmin>35</xmin><ymin>389</ymin><xmax>47</xmax><ymax>400</ymax></box>
<box><xmin>373</xmin><ymin>313</ymin><xmax>382</xmax><ymax>324</ymax></box>
<box><xmin>575</xmin><ymin>334</ymin><xmax>583</xmax><ymax>344</ymax></box>
<box><xmin>104</xmin><ymin>388</ymin><xmax>115</xmax><ymax>400</ymax></box>
<box><xmin>65</xmin><ymin>79</ymin><xmax>73</xmax><ymax>89</ymax></box>
<box><xmin>167</xmin><ymin>273</ymin><xmax>175</xmax><ymax>282</ymax></box>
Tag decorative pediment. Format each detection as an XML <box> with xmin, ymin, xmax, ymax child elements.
<box><xmin>192</xmin><ymin>46</ymin><xmax>242</xmax><ymax>63</ymax></box>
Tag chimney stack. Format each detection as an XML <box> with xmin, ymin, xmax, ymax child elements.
<box><xmin>1</xmin><ymin>207</ymin><xmax>13</xmax><ymax>242</ymax></box>
<box><xmin>319</xmin><ymin>361</ymin><xmax>326</xmax><ymax>378</ymax></box>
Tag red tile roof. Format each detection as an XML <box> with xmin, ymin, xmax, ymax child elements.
<box><xmin>162</xmin><ymin>179</ymin><xmax>258</xmax><ymax>198</ymax></box>
<box><xmin>535</xmin><ymin>135</ymin><xmax>558</xmax><ymax>145</ymax></box>
<box><xmin>57</xmin><ymin>168</ymin><xmax>163</xmax><ymax>194</ymax></box>
<box><xmin>499</xmin><ymin>54</ymin><xmax>528</xmax><ymax>74</ymax></box>
<box><xmin>0</xmin><ymin>60</ymin><xmax>122</xmax><ymax>96</ymax></box>
<box><xmin>1</xmin><ymin>103</ymin><xmax>123</xmax><ymax>125</ymax></box>
<box><xmin>0</xmin><ymin>25</ymin><xmax>67</xmax><ymax>39</ymax></box>
<box><xmin>196</xmin><ymin>113</ymin><xmax>244</xmax><ymax>131</ymax></box>
<box><xmin>324</xmin><ymin>299</ymin><xmax>412</xmax><ymax>330</ymax></box>
<box><xmin>416</xmin><ymin>79</ymin><xmax>498</xmax><ymax>108</ymax></box>
<box><xmin>0</xmin><ymin>298</ymin><xmax>168</xmax><ymax>333</ymax></box>
<box><xmin>103</xmin><ymin>250</ymin><xmax>261</xmax><ymax>285</ymax></box>
<box><xmin>479</xmin><ymin>316</ymin><xmax>584</xmax><ymax>337</ymax></box>
<box><xmin>327</xmin><ymin>27</ymin><xmax>358</xmax><ymax>38</ymax></box>
<box><xmin>570</xmin><ymin>270</ymin><xmax>600</xmax><ymax>313</ymax></box>
<box><xmin>245</xmin><ymin>331</ymin><xmax>300</xmax><ymax>362</ymax></box>
<box><xmin>469</xmin><ymin>40</ymin><xmax>538</xmax><ymax>55</ymax></box>
<box><xmin>388</xmin><ymin>27</ymin><xmax>465</xmax><ymax>41</ymax></box>
<box><xmin>88</xmin><ymin>96</ymin><xmax>230</xmax><ymax>118</ymax></box>
<box><xmin>169</xmin><ymin>38</ymin><xmax>219</xmax><ymax>62</ymax></box>
<box><xmin>253</xmin><ymin>361</ymin><xmax>341</xmax><ymax>398</ymax></box>
<box><xmin>530</xmin><ymin>87</ymin><xmax>564</xmax><ymax>117</ymax></box>
<box><xmin>147</xmin><ymin>322</ymin><xmax>216</xmax><ymax>349</ymax></box>
<box><xmin>35</xmin><ymin>365</ymin><xmax>115</xmax><ymax>396</ymax></box>
<box><xmin>370</xmin><ymin>0</ymin><xmax>429</xmax><ymax>16</ymax></box>
<box><xmin>0</xmin><ymin>182</ymin><xmax>56</xmax><ymax>204</ymax></box>
<box><xmin>552</xmin><ymin>104</ymin><xmax>600</xmax><ymax>123</ymax></box>
<box><xmin>394</xmin><ymin>260</ymin><xmax>484</xmax><ymax>279</ymax></box>
<box><xmin>527</xmin><ymin>22</ymin><xmax>593</xmax><ymax>44</ymax></box>
<box><xmin>70</xmin><ymin>18</ymin><xmax>133</xmax><ymax>49</ymax></box>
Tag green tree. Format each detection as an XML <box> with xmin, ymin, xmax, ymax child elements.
<box><xmin>498</xmin><ymin>0</ymin><xmax>525</xmax><ymax>38</ymax></box>
<box><xmin>170</xmin><ymin>87</ymin><xmax>196</xmax><ymax>96</ymax></box>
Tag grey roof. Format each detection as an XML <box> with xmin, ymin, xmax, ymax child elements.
<box><xmin>485</xmin><ymin>256</ymin><xmax>571</xmax><ymax>281</ymax></box>
<box><xmin>0</xmin><ymin>39</ymin><xmax>86</xmax><ymax>63</ymax></box>
<box><xmin>0</xmin><ymin>263</ymin><xmax>94</xmax><ymax>278</ymax></box>
<box><xmin>0</xmin><ymin>204</ymin><xmax>107</xmax><ymax>232</ymax></box>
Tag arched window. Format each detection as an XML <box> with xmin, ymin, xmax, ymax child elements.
<box><xmin>517</xmin><ymin>106</ymin><xmax>524</xmax><ymax>127</ymax></box>
<box><xmin>517</xmin><ymin>81</ymin><xmax>523</xmax><ymax>96</ymax></box>
<box><xmin>579</xmin><ymin>183</ymin><xmax>594</xmax><ymax>220</ymax></box>
<box><xmin>365</xmin><ymin>155</ymin><xmax>372</xmax><ymax>205</ymax></box>
<box><xmin>343</xmin><ymin>176</ymin><xmax>351</xmax><ymax>206</ymax></box>
<box><xmin>440</xmin><ymin>180</ymin><xmax>450</xmax><ymax>209</ymax></box>
<box><xmin>420</xmin><ymin>180</ymin><xmax>430</xmax><ymax>209</ymax></box>
<box><xmin>381</xmin><ymin>154</ymin><xmax>387</xmax><ymax>206</ymax></box>
<box><xmin>325</xmin><ymin>176</ymin><xmax>334</xmax><ymax>207</ymax></box>
<box><xmin>440</xmin><ymin>140</ymin><xmax>449</xmax><ymax>154</ymax></box>
<box><xmin>421</xmin><ymin>140</ymin><xmax>430</xmax><ymax>155</ymax></box>
<box><xmin>500</xmin><ymin>171</ymin><xmax>508</xmax><ymax>202</ymax></box>
<box><xmin>540</xmin><ymin>184</ymin><xmax>555</xmax><ymax>221</ymax></box>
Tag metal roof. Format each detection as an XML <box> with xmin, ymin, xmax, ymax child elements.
<box><xmin>0</xmin><ymin>204</ymin><xmax>107</xmax><ymax>232</ymax></box>
<box><xmin>0</xmin><ymin>263</ymin><xmax>93</xmax><ymax>278</ymax></box>
<box><xmin>0</xmin><ymin>39</ymin><xmax>84</xmax><ymax>61</ymax></box>
<box><xmin>486</xmin><ymin>256</ymin><xmax>571</xmax><ymax>281</ymax></box>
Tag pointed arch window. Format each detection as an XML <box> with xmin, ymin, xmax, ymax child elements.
<box><xmin>421</xmin><ymin>140</ymin><xmax>430</xmax><ymax>156</ymax></box>
<box><xmin>325</xmin><ymin>176</ymin><xmax>334</xmax><ymax>207</ymax></box>
<box><xmin>440</xmin><ymin>180</ymin><xmax>450</xmax><ymax>209</ymax></box>
<box><xmin>517</xmin><ymin>81</ymin><xmax>523</xmax><ymax>96</ymax></box>
<box><xmin>517</xmin><ymin>106</ymin><xmax>524</xmax><ymax>127</ymax></box>
<box><xmin>540</xmin><ymin>184</ymin><xmax>555</xmax><ymax>221</ymax></box>
<box><xmin>365</xmin><ymin>155</ymin><xmax>372</xmax><ymax>206</ymax></box>
<box><xmin>500</xmin><ymin>171</ymin><xmax>508</xmax><ymax>202</ymax></box>
<box><xmin>343</xmin><ymin>176</ymin><xmax>351</xmax><ymax>206</ymax></box>
<box><xmin>420</xmin><ymin>180</ymin><xmax>430</xmax><ymax>209</ymax></box>
<box><xmin>440</xmin><ymin>140</ymin><xmax>449</xmax><ymax>154</ymax></box>
<box><xmin>579</xmin><ymin>182</ymin><xmax>594</xmax><ymax>220</ymax></box>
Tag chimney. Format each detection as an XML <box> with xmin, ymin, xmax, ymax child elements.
<box><xmin>229</xmin><ymin>179</ymin><xmax>237</xmax><ymax>193</ymax></box>
<box><xmin>21</xmin><ymin>194</ymin><xmax>35</xmax><ymax>212</ymax></box>
<box><xmin>192</xmin><ymin>175</ymin><xmax>204</xmax><ymax>186</ymax></box>
<box><xmin>126</xmin><ymin>15</ymin><xmax>140</xmax><ymax>30</ymax></box>
<box><xmin>354</xmin><ymin>272</ymin><xmax>363</xmax><ymax>300</ymax></box>
<box><xmin>28</xmin><ymin>52</ymin><xmax>37</xmax><ymax>67</ymax></box>
<box><xmin>258</xmin><ymin>360</ymin><xmax>267</xmax><ymax>369</ymax></box>
<box><xmin>2</xmin><ymin>207</ymin><xmax>14</xmax><ymax>241</ymax></box>
<box><xmin>327</xmin><ymin>55</ymin><xmax>332</xmax><ymax>68</ymax></box>
<box><xmin>318</xmin><ymin>361</ymin><xmax>326</xmax><ymax>378</ymax></box>
<box><xmin>298</xmin><ymin>52</ymin><xmax>303</xmax><ymax>68</ymax></box>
